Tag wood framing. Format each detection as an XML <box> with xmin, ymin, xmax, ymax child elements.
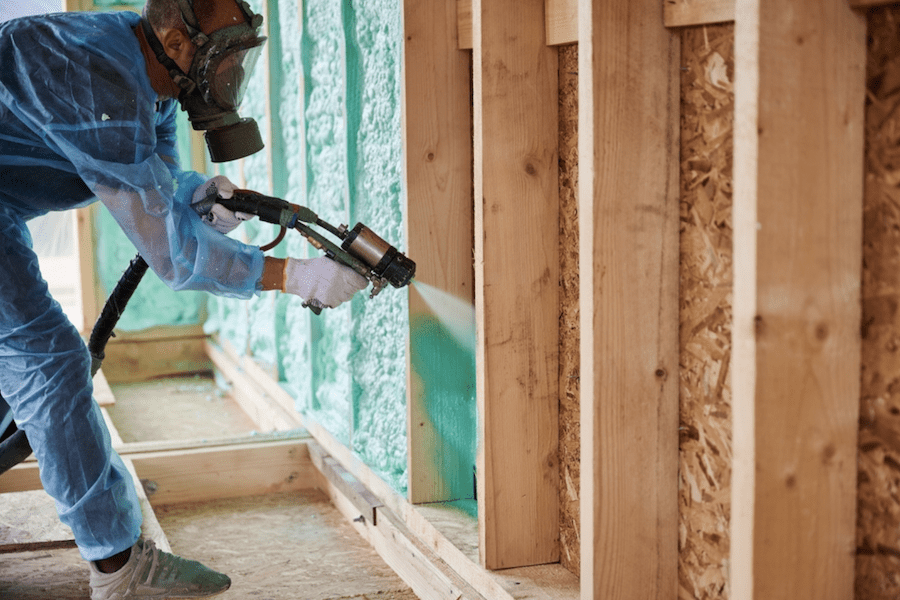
<box><xmin>730</xmin><ymin>2</ymin><xmax>865</xmax><ymax>600</ymax></box>
<box><xmin>204</xmin><ymin>337</ymin><xmax>577</xmax><ymax>599</ymax></box>
<box><xmin>402</xmin><ymin>0</ymin><xmax>475</xmax><ymax>505</ymax></box>
<box><xmin>101</xmin><ymin>325</ymin><xmax>211</xmax><ymax>383</ymax></box>
<box><xmin>578</xmin><ymin>0</ymin><xmax>680</xmax><ymax>598</ymax></box>
<box><xmin>76</xmin><ymin>205</ymin><xmax>101</xmax><ymax>335</ymax></box>
<box><xmin>458</xmin><ymin>0</ymin><xmax>577</xmax><ymax>48</ymax></box>
<box><xmin>664</xmin><ymin>0</ymin><xmax>735</xmax><ymax>27</ymax></box>
<box><xmin>473</xmin><ymin>0</ymin><xmax>560</xmax><ymax>571</ymax></box>
<box><xmin>545</xmin><ymin>0</ymin><xmax>577</xmax><ymax>45</ymax></box>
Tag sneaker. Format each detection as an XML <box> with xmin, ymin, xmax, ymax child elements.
<box><xmin>89</xmin><ymin>538</ymin><xmax>231</xmax><ymax>599</ymax></box>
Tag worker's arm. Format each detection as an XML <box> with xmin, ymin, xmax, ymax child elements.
<box><xmin>260</xmin><ymin>257</ymin><xmax>285</xmax><ymax>291</ymax></box>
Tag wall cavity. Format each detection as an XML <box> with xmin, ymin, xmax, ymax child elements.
<box><xmin>203</xmin><ymin>0</ymin><xmax>410</xmax><ymax>492</ymax></box>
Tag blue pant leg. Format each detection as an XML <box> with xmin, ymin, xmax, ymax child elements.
<box><xmin>0</xmin><ymin>211</ymin><xmax>141</xmax><ymax>561</ymax></box>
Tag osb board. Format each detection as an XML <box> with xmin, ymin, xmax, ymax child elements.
<box><xmin>106</xmin><ymin>373</ymin><xmax>258</xmax><ymax>443</ymax></box>
<box><xmin>155</xmin><ymin>490</ymin><xmax>418</xmax><ymax>600</ymax></box>
<box><xmin>0</xmin><ymin>491</ymin><xmax>418</xmax><ymax>600</ymax></box>
<box><xmin>0</xmin><ymin>489</ymin><xmax>75</xmax><ymax>553</ymax></box>
<box><xmin>678</xmin><ymin>24</ymin><xmax>734</xmax><ymax>600</ymax></box>
<box><xmin>557</xmin><ymin>42</ymin><xmax>580</xmax><ymax>578</ymax></box>
<box><xmin>0</xmin><ymin>548</ymin><xmax>90</xmax><ymax>599</ymax></box>
<box><xmin>858</xmin><ymin>7</ymin><xmax>900</xmax><ymax>598</ymax></box>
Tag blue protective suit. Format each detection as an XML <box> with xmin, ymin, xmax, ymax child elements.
<box><xmin>0</xmin><ymin>11</ymin><xmax>265</xmax><ymax>561</ymax></box>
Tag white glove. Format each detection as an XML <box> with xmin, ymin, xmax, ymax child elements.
<box><xmin>191</xmin><ymin>175</ymin><xmax>254</xmax><ymax>234</ymax></box>
<box><xmin>283</xmin><ymin>257</ymin><xmax>368</xmax><ymax>309</ymax></box>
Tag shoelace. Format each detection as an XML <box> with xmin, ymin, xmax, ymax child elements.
<box><xmin>125</xmin><ymin>539</ymin><xmax>162</xmax><ymax>591</ymax></box>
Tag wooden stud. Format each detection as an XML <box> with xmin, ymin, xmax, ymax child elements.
<box><xmin>473</xmin><ymin>0</ymin><xmax>559</xmax><ymax>570</ymax></box>
<box><xmin>459</xmin><ymin>0</ymin><xmax>578</xmax><ymax>48</ymax></box>
<box><xmin>730</xmin><ymin>2</ymin><xmax>865</xmax><ymax>599</ymax></box>
<box><xmin>457</xmin><ymin>0</ymin><xmax>473</xmax><ymax>49</ymax></box>
<box><xmin>578</xmin><ymin>0</ymin><xmax>680</xmax><ymax>598</ymax></box>
<box><xmin>402</xmin><ymin>0</ymin><xmax>475</xmax><ymax>505</ymax></box>
<box><xmin>664</xmin><ymin>0</ymin><xmax>735</xmax><ymax>27</ymax></box>
<box><xmin>76</xmin><ymin>205</ymin><xmax>100</xmax><ymax>335</ymax></box>
<box><xmin>545</xmin><ymin>0</ymin><xmax>577</xmax><ymax>45</ymax></box>
<box><xmin>128</xmin><ymin>438</ymin><xmax>317</xmax><ymax>505</ymax></box>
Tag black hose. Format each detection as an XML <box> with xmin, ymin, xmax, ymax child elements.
<box><xmin>0</xmin><ymin>428</ymin><xmax>32</xmax><ymax>474</ymax></box>
<box><xmin>88</xmin><ymin>254</ymin><xmax>149</xmax><ymax>374</ymax></box>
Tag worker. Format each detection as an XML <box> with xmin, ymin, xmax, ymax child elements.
<box><xmin>0</xmin><ymin>0</ymin><xmax>367</xmax><ymax>598</ymax></box>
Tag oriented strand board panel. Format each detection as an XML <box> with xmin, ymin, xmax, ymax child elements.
<box><xmin>678</xmin><ymin>23</ymin><xmax>734</xmax><ymax>600</ymax></box>
<box><xmin>578</xmin><ymin>0</ymin><xmax>680</xmax><ymax>597</ymax></box>
<box><xmin>0</xmin><ymin>490</ymin><xmax>75</xmax><ymax>553</ymax></box>
<box><xmin>473</xmin><ymin>0</ymin><xmax>560</xmax><ymax>570</ymax></box>
<box><xmin>557</xmin><ymin>43</ymin><xmax>581</xmax><ymax>577</ymax></box>
<box><xmin>155</xmin><ymin>491</ymin><xmax>417</xmax><ymax>600</ymax></box>
<box><xmin>857</xmin><ymin>7</ymin><xmax>900</xmax><ymax>598</ymax></box>
<box><xmin>730</xmin><ymin>2</ymin><xmax>865</xmax><ymax>599</ymax></box>
<box><xmin>403</xmin><ymin>0</ymin><xmax>476</xmax><ymax>505</ymax></box>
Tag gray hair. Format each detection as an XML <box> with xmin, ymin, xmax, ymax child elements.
<box><xmin>143</xmin><ymin>0</ymin><xmax>188</xmax><ymax>33</ymax></box>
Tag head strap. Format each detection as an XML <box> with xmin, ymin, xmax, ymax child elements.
<box><xmin>140</xmin><ymin>17</ymin><xmax>197</xmax><ymax>94</ymax></box>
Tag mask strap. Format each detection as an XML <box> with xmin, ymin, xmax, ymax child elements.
<box><xmin>172</xmin><ymin>0</ymin><xmax>209</xmax><ymax>46</ymax></box>
<box><xmin>140</xmin><ymin>18</ymin><xmax>197</xmax><ymax>95</ymax></box>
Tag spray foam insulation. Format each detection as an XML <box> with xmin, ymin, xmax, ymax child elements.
<box><xmin>678</xmin><ymin>23</ymin><xmax>734</xmax><ymax>600</ymax></box>
<box><xmin>858</xmin><ymin>7</ymin><xmax>900</xmax><ymax>598</ymax></box>
<box><xmin>205</xmin><ymin>0</ymin><xmax>410</xmax><ymax>494</ymax></box>
<box><xmin>557</xmin><ymin>42</ymin><xmax>580</xmax><ymax>578</ymax></box>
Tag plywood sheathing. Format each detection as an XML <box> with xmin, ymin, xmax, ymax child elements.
<box><xmin>678</xmin><ymin>23</ymin><xmax>734</xmax><ymax>600</ymax></box>
<box><xmin>557</xmin><ymin>42</ymin><xmax>580</xmax><ymax>578</ymax></box>
<box><xmin>106</xmin><ymin>374</ymin><xmax>257</xmax><ymax>443</ymax></box>
<box><xmin>0</xmin><ymin>548</ymin><xmax>89</xmax><ymax>599</ymax></box>
<box><xmin>156</xmin><ymin>491</ymin><xmax>418</xmax><ymax>600</ymax></box>
<box><xmin>858</xmin><ymin>7</ymin><xmax>900</xmax><ymax>598</ymax></box>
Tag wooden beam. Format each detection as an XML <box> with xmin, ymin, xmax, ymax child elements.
<box><xmin>0</xmin><ymin>434</ymin><xmax>316</xmax><ymax>497</ymax></box>
<box><xmin>308</xmin><ymin>441</ymin><xmax>382</xmax><ymax>525</ymax></box>
<box><xmin>664</xmin><ymin>0</ymin><xmax>734</xmax><ymax>27</ymax></box>
<box><xmin>458</xmin><ymin>0</ymin><xmax>473</xmax><ymax>49</ymax></box>
<box><xmin>93</xmin><ymin>369</ymin><xmax>116</xmax><ymax>406</ymax></box>
<box><xmin>579</xmin><ymin>0</ymin><xmax>680</xmax><ymax>598</ymax></box>
<box><xmin>473</xmin><ymin>0</ymin><xmax>559</xmax><ymax>570</ymax></box>
<box><xmin>315</xmin><ymin>450</ymin><xmax>489</xmax><ymax>600</ymax></box>
<box><xmin>403</xmin><ymin>0</ymin><xmax>475</xmax><ymax>505</ymax></box>
<box><xmin>76</xmin><ymin>205</ymin><xmax>100</xmax><ymax>335</ymax></box>
<box><xmin>546</xmin><ymin>0</ymin><xmax>577</xmax><ymax>45</ymax></box>
<box><xmin>102</xmin><ymin>329</ymin><xmax>211</xmax><ymax>383</ymax></box>
<box><xmin>730</xmin><ymin>2</ymin><xmax>865</xmax><ymax>600</ymax></box>
<box><xmin>458</xmin><ymin>0</ymin><xmax>577</xmax><ymax>48</ymax></box>
<box><xmin>205</xmin><ymin>339</ymin><xmax>302</xmax><ymax>432</ymax></box>
<box><xmin>128</xmin><ymin>438</ymin><xmax>316</xmax><ymax>505</ymax></box>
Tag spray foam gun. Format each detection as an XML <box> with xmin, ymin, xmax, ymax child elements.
<box><xmin>193</xmin><ymin>189</ymin><xmax>416</xmax><ymax>314</ymax></box>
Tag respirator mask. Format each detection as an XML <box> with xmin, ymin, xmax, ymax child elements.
<box><xmin>141</xmin><ymin>0</ymin><xmax>267</xmax><ymax>162</ymax></box>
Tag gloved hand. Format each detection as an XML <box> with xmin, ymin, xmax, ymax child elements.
<box><xmin>191</xmin><ymin>175</ymin><xmax>254</xmax><ymax>234</ymax></box>
<box><xmin>283</xmin><ymin>257</ymin><xmax>368</xmax><ymax>309</ymax></box>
